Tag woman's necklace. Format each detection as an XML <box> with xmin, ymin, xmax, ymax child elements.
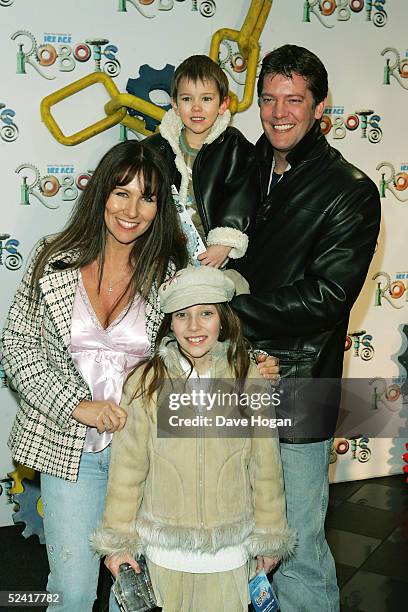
<box><xmin>101</xmin><ymin>273</ymin><xmax>130</xmax><ymax>294</ymax></box>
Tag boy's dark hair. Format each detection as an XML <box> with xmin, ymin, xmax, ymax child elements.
<box><xmin>257</xmin><ymin>44</ymin><xmax>328</xmax><ymax>106</ymax></box>
<box><xmin>171</xmin><ymin>55</ymin><xmax>229</xmax><ymax>102</ymax></box>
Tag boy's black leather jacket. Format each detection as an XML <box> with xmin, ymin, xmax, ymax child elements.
<box><xmin>146</xmin><ymin>116</ymin><xmax>260</xmax><ymax>258</ymax></box>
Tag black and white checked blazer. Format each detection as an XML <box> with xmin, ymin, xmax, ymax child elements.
<box><xmin>0</xmin><ymin>241</ymin><xmax>173</xmax><ymax>481</ymax></box>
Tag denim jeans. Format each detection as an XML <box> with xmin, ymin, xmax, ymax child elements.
<box><xmin>273</xmin><ymin>440</ymin><xmax>339</xmax><ymax>612</ymax></box>
<box><xmin>41</xmin><ymin>446</ymin><xmax>120</xmax><ymax>611</ymax></box>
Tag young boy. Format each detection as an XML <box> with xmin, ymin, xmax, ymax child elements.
<box><xmin>146</xmin><ymin>55</ymin><xmax>260</xmax><ymax>268</ymax></box>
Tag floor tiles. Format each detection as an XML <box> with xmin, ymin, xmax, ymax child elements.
<box><xmin>340</xmin><ymin>570</ymin><xmax>408</xmax><ymax>612</ymax></box>
<box><xmin>347</xmin><ymin>483</ymin><xmax>408</xmax><ymax>513</ymax></box>
<box><xmin>326</xmin><ymin>528</ymin><xmax>382</xmax><ymax>567</ymax></box>
<box><xmin>360</xmin><ymin>540</ymin><xmax>408</xmax><ymax>582</ymax></box>
<box><xmin>0</xmin><ymin>474</ymin><xmax>406</xmax><ymax>611</ymax></box>
<box><xmin>326</xmin><ymin>500</ymin><xmax>401</xmax><ymax>539</ymax></box>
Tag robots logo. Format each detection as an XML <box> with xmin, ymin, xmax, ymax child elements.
<box><xmin>0</xmin><ymin>103</ymin><xmax>18</xmax><ymax>142</ymax></box>
<box><xmin>373</xmin><ymin>271</ymin><xmax>408</xmax><ymax>309</ymax></box>
<box><xmin>15</xmin><ymin>163</ymin><xmax>92</xmax><ymax>209</ymax></box>
<box><xmin>321</xmin><ymin>106</ymin><xmax>382</xmax><ymax>144</ymax></box>
<box><xmin>370</xmin><ymin>377</ymin><xmax>407</xmax><ymax>411</ymax></box>
<box><xmin>345</xmin><ymin>331</ymin><xmax>374</xmax><ymax>360</ymax></box>
<box><xmin>330</xmin><ymin>437</ymin><xmax>371</xmax><ymax>464</ymax></box>
<box><xmin>118</xmin><ymin>0</ymin><xmax>216</xmax><ymax>19</ymax></box>
<box><xmin>377</xmin><ymin>162</ymin><xmax>408</xmax><ymax>203</ymax></box>
<box><xmin>303</xmin><ymin>0</ymin><xmax>387</xmax><ymax>28</ymax></box>
<box><xmin>0</xmin><ymin>234</ymin><xmax>23</xmax><ymax>271</ymax></box>
<box><xmin>382</xmin><ymin>48</ymin><xmax>408</xmax><ymax>90</ymax></box>
<box><xmin>11</xmin><ymin>31</ymin><xmax>121</xmax><ymax>80</ymax></box>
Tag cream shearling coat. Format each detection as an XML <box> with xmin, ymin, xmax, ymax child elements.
<box><xmin>92</xmin><ymin>339</ymin><xmax>296</xmax><ymax>560</ymax></box>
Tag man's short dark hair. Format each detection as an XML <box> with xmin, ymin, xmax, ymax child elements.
<box><xmin>257</xmin><ymin>44</ymin><xmax>328</xmax><ymax>106</ymax></box>
<box><xmin>171</xmin><ymin>55</ymin><xmax>229</xmax><ymax>102</ymax></box>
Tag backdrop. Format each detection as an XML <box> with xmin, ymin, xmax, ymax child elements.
<box><xmin>0</xmin><ymin>0</ymin><xmax>407</xmax><ymax>527</ymax></box>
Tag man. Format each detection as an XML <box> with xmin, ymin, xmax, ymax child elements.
<box><xmin>231</xmin><ymin>45</ymin><xmax>380</xmax><ymax>611</ymax></box>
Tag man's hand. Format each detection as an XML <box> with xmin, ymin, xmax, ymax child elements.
<box><xmin>72</xmin><ymin>400</ymin><xmax>127</xmax><ymax>433</ymax></box>
<box><xmin>256</xmin><ymin>555</ymin><xmax>280</xmax><ymax>574</ymax></box>
<box><xmin>256</xmin><ymin>353</ymin><xmax>280</xmax><ymax>381</ymax></box>
<box><xmin>197</xmin><ymin>245</ymin><xmax>232</xmax><ymax>268</ymax></box>
<box><xmin>105</xmin><ymin>552</ymin><xmax>140</xmax><ymax>578</ymax></box>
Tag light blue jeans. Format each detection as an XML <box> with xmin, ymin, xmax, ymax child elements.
<box><xmin>273</xmin><ymin>440</ymin><xmax>339</xmax><ymax>612</ymax></box>
<box><xmin>41</xmin><ymin>446</ymin><xmax>120</xmax><ymax>611</ymax></box>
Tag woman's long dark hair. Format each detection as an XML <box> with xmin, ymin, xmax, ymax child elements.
<box><xmin>30</xmin><ymin>140</ymin><xmax>187</xmax><ymax>299</ymax></box>
<box><xmin>133</xmin><ymin>302</ymin><xmax>251</xmax><ymax>401</ymax></box>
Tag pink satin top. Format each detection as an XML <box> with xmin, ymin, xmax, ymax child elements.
<box><xmin>69</xmin><ymin>275</ymin><xmax>150</xmax><ymax>452</ymax></box>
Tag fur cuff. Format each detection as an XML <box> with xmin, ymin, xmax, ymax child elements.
<box><xmin>245</xmin><ymin>527</ymin><xmax>297</xmax><ymax>561</ymax></box>
<box><xmin>90</xmin><ymin>525</ymin><xmax>143</xmax><ymax>558</ymax></box>
<box><xmin>207</xmin><ymin>227</ymin><xmax>248</xmax><ymax>259</ymax></box>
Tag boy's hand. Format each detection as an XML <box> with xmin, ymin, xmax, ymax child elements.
<box><xmin>197</xmin><ymin>244</ymin><xmax>231</xmax><ymax>268</ymax></box>
<box><xmin>256</xmin><ymin>555</ymin><xmax>280</xmax><ymax>574</ymax></box>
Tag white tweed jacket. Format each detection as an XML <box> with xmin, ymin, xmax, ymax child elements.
<box><xmin>0</xmin><ymin>241</ymin><xmax>172</xmax><ymax>481</ymax></box>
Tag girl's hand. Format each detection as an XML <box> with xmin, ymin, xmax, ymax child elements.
<box><xmin>256</xmin><ymin>353</ymin><xmax>280</xmax><ymax>381</ymax></box>
<box><xmin>197</xmin><ymin>245</ymin><xmax>231</xmax><ymax>268</ymax></box>
<box><xmin>72</xmin><ymin>400</ymin><xmax>127</xmax><ymax>433</ymax></box>
<box><xmin>256</xmin><ymin>555</ymin><xmax>280</xmax><ymax>575</ymax></box>
<box><xmin>104</xmin><ymin>552</ymin><xmax>140</xmax><ymax>578</ymax></box>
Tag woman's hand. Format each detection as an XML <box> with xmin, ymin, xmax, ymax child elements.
<box><xmin>104</xmin><ymin>552</ymin><xmax>140</xmax><ymax>578</ymax></box>
<box><xmin>72</xmin><ymin>400</ymin><xmax>127</xmax><ymax>433</ymax></box>
<box><xmin>256</xmin><ymin>555</ymin><xmax>280</xmax><ymax>575</ymax></box>
<box><xmin>256</xmin><ymin>353</ymin><xmax>280</xmax><ymax>381</ymax></box>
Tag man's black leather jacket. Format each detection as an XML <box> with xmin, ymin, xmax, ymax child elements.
<box><xmin>231</xmin><ymin>121</ymin><xmax>381</xmax><ymax>442</ymax></box>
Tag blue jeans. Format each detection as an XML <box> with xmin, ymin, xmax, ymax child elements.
<box><xmin>41</xmin><ymin>446</ymin><xmax>120</xmax><ymax>611</ymax></box>
<box><xmin>273</xmin><ymin>440</ymin><xmax>339</xmax><ymax>612</ymax></box>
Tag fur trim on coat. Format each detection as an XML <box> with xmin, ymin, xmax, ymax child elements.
<box><xmin>91</xmin><ymin>525</ymin><xmax>143</xmax><ymax>558</ymax></box>
<box><xmin>135</xmin><ymin>512</ymin><xmax>255</xmax><ymax>555</ymax></box>
<box><xmin>207</xmin><ymin>226</ymin><xmax>249</xmax><ymax>259</ymax></box>
<box><xmin>92</xmin><ymin>515</ymin><xmax>297</xmax><ymax>561</ymax></box>
<box><xmin>246</xmin><ymin>527</ymin><xmax>297</xmax><ymax>561</ymax></box>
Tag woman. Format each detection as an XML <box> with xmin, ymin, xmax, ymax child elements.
<box><xmin>0</xmin><ymin>140</ymin><xmax>187</xmax><ymax>610</ymax></box>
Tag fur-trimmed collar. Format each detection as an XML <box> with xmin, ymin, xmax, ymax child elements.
<box><xmin>159</xmin><ymin>108</ymin><xmax>231</xmax><ymax>206</ymax></box>
<box><xmin>157</xmin><ymin>334</ymin><xmax>230</xmax><ymax>377</ymax></box>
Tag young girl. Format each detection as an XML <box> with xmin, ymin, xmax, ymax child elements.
<box><xmin>92</xmin><ymin>266</ymin><xmax>295</xmax><ymax>612</ymax></box>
